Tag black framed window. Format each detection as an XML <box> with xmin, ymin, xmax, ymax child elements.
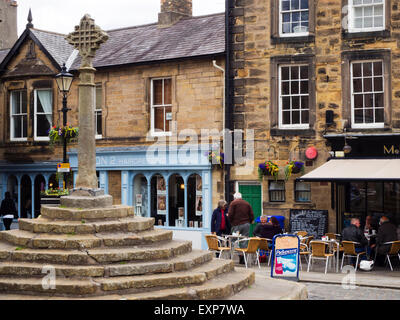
<box><xmin>295</xmin><ymin>181</ymin><xmax>311</xmax><ymax>202</ymax></box>
<box><xmin>269</xmin><ymin>180</ymin><xmax>286</xmax><ymax>202</ymax></box>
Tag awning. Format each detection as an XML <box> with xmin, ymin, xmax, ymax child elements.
<box><xmin>298</xmin><ymin>159</ymin><xmax>400</xmax><ymax>182</ymax></box>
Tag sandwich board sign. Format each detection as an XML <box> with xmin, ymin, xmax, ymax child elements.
<box><xmin>270</xmin><ymin>234</ymin><xmax>300</xmax><ymax>281</ymax></box>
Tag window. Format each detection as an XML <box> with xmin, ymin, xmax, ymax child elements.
<box><xmin>295</xmin><ymin>181</ymin><xmax>311</xmax><ymax>202</ymax></box>
<box><xmin>279</xmin><ymin>65</ymin><xmax>309</xmax><ymax>129</ymax></box>
<box><xmin>269</xmin><ymin>180</ymin><xmax>286</xmax><ymax>202</ymax></box>
<box><xmin>95</xmin><ymin>84</ymin><xmax>102</xmax><ymax>139</ymax></box>
<box><xmin>34</xmin><ymin>89</ymin><xmax>52</xmax><ymax>141</ymax></box>
<box><xmin>280</xmin><ymin>0</ymin><xmax>309</xmax><ymax>36</ymax></box>
<box><xmin>348</xmin><ymin>0</ymin><xmax>384</xmax><ymax>33</ymax></box>
<box><xmin>10</xmin><ymin>90</ymin><xmax>28</xmax><ymax>141</ymax></box>
<box><xmin>151</xmin><ymin>78</ymin><xmax>172</xmax><ymax>136</ymax></box>
<box><xmin>351</xmin><ymin>60</ymin><xmax>384</xmax><ymax>128</ymax></box>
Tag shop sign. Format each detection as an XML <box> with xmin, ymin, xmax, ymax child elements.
<box><xmin>383</xmin><ymin>145</ymin><xmax>400</xmax><ymax>155</ymax></box>
<box><xmin>271</xmin><ymin>235</ymin><xmax>300</xmax><ymax>281</ymax></box>
<box><xmin>57</xmin><ymin>163</ymin><xmax>70</xmax><ymax>173</ymax></box>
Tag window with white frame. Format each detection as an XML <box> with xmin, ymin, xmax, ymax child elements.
<box><xmin>10</xmin><ymin>90</ymin><xmax>28</xmax><ymax>141</ymax></box>
<box><xmin>351</xmin><ymin>60</ymin><xmax>384</xmax><ymax>128</ymax></box>
<box><xmin>348</xmin><ymin>0</ymin><xmax>384</xmax><ymax>33</ymax></box>
<box><xmin>151</xmin><ymin>78</ymin><xmax>172</xmax><ymax>135</ymax></box>
<box><xmin>95</xmin><ymin>84</ymin><xmax>102</xmax><ymax>139</ymax></box>
<box><xmin>295</xmin><ymin>181</ymin><xmax>311</xmax><ymax>202</ymax></box>
<box><xmin>269</xmin><ymin>180</ymin><xmax>286</xmax><ymax>202</ymax></box>
<box><xmin>279</xmin><ymin>65</ymin><xmax>309</xmax><ymax>129</ymax></box>
<box><xmin>34</xmin><ymin>89</ymin><xmax>52</xmax><ymax>140</ymax></box>
<box><xmin>280</xmin><ymin>0</ymin><xmax>309</xmax><ymax>36</ymax></box>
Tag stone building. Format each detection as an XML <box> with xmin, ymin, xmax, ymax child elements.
<box><xmin>227</xmin><ymin>0</ymin><xmax>400</xmax><ymax>234</ymax></box>
<box><xmin>0</xmin><ymin>0</ymin><xmax>17</xmax><ymax>50</ymax></box>
<box><xmin>0</xmin><ymin>0</ymin><xmax>226</xmax><ymax>249</ymax></box>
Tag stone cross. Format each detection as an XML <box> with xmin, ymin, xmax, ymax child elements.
<box><xmin>66</xmin><ymin>15</ymin><xmax>108</xmax><ymax>191</ymax></box>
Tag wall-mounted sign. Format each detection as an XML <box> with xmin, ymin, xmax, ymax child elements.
<box><xmin>271</xmin><ymin>235</ymin><xmax>300</xmax><ymax>281</ymax></box>
<box><xmin>305</xmin><ymin>147</ymin><xmax>318</xmax><ymax>160</ymax></box>
<box><xmin>57</xmin><ymin>163</ymin><xmax>70</xmax><ymax>173</ymax></box>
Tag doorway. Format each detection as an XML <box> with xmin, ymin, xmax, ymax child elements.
<box><xmin>238</xmin><ymin>183</ymin><xmax>262</xmax><ymax>236</ymax></box>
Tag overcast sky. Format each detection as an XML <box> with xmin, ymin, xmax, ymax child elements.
<box><xmin>17</xmin><ymin>0</ymin><xmax>225</xmax><ymax>35</ymax></box>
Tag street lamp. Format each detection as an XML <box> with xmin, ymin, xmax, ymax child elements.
<box><xmin>55</xmin><ymin>63</ymin><xmax>73</xmax><ymax>189</ymax></box>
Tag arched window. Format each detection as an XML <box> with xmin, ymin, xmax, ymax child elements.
<box><xmin>34</xmin><ymin>175</ymin><xmax>45</xmax><ymax>218</ymax></box>
<box><xmin>133</xmin><ymin>174</ymin><xmax>148</xmax><ymax>217</ymax></box>
<box><xmin>20</xmin><ymin>175</ymin><xmax>32</xmax><ymax>219</ymax></box>
<box><xmin>7</xmin><ymin>175</ymin><xmax>18</xmax><ymax>218</ymax></box>
<box><xmin>168</xmin><ymin>174</ymin><xmax>184</xmax><ymax>227</ymax></box>
<box><xmin>151</xmin><ymin>174</ymin><xmax>166</xmax><ymax>226</ymax></box>
<box><xmin>187</xmin><ymin>174</ymin><xmax>203</xmax><ymax>228</ymax></box>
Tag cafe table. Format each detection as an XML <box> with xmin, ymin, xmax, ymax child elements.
<box><xmin>318</xmin><ymin>238</ymin><xmax>340</xmax><ymax>273</ymax></box>
<box><xmin>224</xmin><ymin>234</ymin><xmax>247</xmax><ymax>259</ymax></box>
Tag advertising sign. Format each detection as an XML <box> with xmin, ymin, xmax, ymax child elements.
<box><xmin>57</xmin><ymin>163</ymin><xmax>70</xmax><ymax>173</ymax></box>
<box><xmin>271</xmin><ymin>235</ymin><xmax>300</xmax><ymax>281</ymax></box>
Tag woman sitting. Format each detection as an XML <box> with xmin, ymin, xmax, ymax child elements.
<box><xmin>253</xmin><ymin>216</ymin><xmax>282</xmax><ymax>242</ymax></box>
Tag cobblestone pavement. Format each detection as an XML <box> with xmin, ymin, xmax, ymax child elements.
<box><xmin>304</xmin><ymin>282</ymin><xmax>400</xmax><ymax>300</ymax></box>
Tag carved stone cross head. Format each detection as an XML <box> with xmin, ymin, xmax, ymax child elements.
<box><xmin>66</xmin><ymin>14</ymin><xmax>108</xmax><ymax>68</ymax></box>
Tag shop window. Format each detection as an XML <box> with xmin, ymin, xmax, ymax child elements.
<box><xmin>20</xmin><ymin>175</ymin><xmax>32</xmax><ymax>219</ymax></box>
<box><xmin>279</xmin><ymin>64</ymin><xmax>310</xmax><ymax>129</ymax></box>
<box><xmin>151</xmin><ymin>78</ymin><xmax>172</xmax><ymax>136</ymax></box>
<box><xmin>34</xmin><ymin>175</ymin><xmax>45</xmax><ymax>218</ymax></box>
<box><xmin>187</xmin><ymin>174</ymin><xmax>203</xmax><ymax>228</ymax></box>
<box><xmin>48</xmin><ymin>174</ymin><xmax>59</xmax><ymax>190</ymax></box>
<box><xmin>10</xmin><ymin>90</ymin><xmax>28</xmax><ymax>141</ymax></box>
<box><xmin>351</xmin><ymin>60</ymin><xmax>384</xmax><ymax>128</ymax></box>
<box><xmin>168</xmin><ymin>174</ymin><xmax>185</xmax><ymax>227</ymax></box>
<box><xmin>151</xmin><ymin>174</ymin><xmax>167</xmax><ymax>226</ymax></box>
<box><xmin>95</xmin><ymin>84</ymin><xmax>102</xmax><ymax>139</ymax></box>
<box><xmin>6</xmin><ymin>175</ymin><xmax>18</xmax><ymax>218</ymax></box>
<box><xmin>295</xmin><ymin>181</ymin><xmax>311</xmax><ymax>202</ymax></box>
<box><xmin>34</xmin><ymin>89</ymin><xmax>52</xmax><ymax>141</ymax></box>
<box><xmin>269</xmin><ymin>180</ymin><xmax>286</xmax><ymax>202</ymax></box>
<box><xmin>133</xmin><ymin>174</ymin><xmax>148</xmax><ymax>218</ymax></box>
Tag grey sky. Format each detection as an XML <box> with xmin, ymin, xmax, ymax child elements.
<box><xmin>17</xmin><ymin>0</ymin><xmax>225</xmax><ymax>35</ymax></box>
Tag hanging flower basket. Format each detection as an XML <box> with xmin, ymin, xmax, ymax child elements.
<box><xmin>284</xmin><ymin>161</ymin><xmax>305</xmax><ymax>181</ymax></box>
<box><xmin>258</xmin><ymin>161</ymin><xmax>279</xmax><ymax>181</ymax></box>
<box><xmin>48</xmin><ymin>125</ymin><xmax>78</xmax><ymax>145</ymax></box>
<box><xmin>207</xmin><ymin>151</ymin><xmax>224</xmax><ymax>169</ymax></box>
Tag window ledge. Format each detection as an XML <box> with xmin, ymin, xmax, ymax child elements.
<box><xmin>270</xmin><ymin>128</ymin><xmax>315</xmax><ymax>137</ymax></box>
<box><xmin>342</xmin><ymin>30</ymin><xmax>390</xmax><ymax>40</ymax></box>
<box><xmin>271</xmin><ymin>35</ymin><xmax>315</xmax><ymax>45</ymax></box>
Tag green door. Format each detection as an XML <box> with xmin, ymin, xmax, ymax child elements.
<box><xmin>239</xmin><ymin>184</ymin><xmax>262</xmax><ymax>236</ymax></box>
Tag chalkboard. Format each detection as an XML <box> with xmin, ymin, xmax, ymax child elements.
<box><xmin>289</xmin><ymin>209</ymin><xmax>328</xmax><ymax>239</ymax></box>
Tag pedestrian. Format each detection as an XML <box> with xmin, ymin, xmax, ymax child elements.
<box><xmin>228</xmin><ymin>192</ymin><xmax>254</xmax><ymax>264</ymax></box>
<box><xmin>371</xmin><ymin>216</ymin><xmax>398</xmax><ymax>265</ymax></box>
<box><xmin>211</xmin><ymin>200</ymin><xmax>231</xmax><ymax>237</ymax></box>
<box><xmin>0</xmin><ymin>192</ymin><xmax>17</xmax><ymax>231</ymax></box>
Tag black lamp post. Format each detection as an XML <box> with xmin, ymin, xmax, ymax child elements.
<box><xmin>55</xmin><ymin>63</ymin><xmax>73</xmax><ymax>188</ymax></box>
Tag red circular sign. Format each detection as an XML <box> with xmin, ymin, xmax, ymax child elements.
<box><xmin>305</xmin><ymin>147</ymin><xmax>318</xmax><ymax>160</ymax></box>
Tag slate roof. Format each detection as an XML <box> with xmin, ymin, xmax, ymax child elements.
<box><xmin>0</xmin><ymin>13</ymin><xmax>225</xmax><ymax>70</ymax></box>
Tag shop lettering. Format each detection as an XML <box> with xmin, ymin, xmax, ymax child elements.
<box><xmin>383</xmin><ymin>145</ymin><xmax>400</xmax><ymax>155</ymax></box>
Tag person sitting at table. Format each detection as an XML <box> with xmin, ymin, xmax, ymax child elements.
<box><xmin>253</xmin><ymin>216</ymin><xmax>282</xmax><ymax>247</ymax></box>
<box><xmin>211</xmin><ymin>200</ymin><xmax>231</xmax><ymax>237</ymax></box>
<box><xmin>342</xmin><ymin>218</ymin><xmax>370</xmax><ymax>257</ymax></box>
<box><xmin>363</xmin><ymin>215</ymin><xmax>378</xmax><ymax>246</ymax></box>
<box><xmin>371</xmin><ymin>216</ymin><xmax>398</xmax><ymax>266</ymax></box>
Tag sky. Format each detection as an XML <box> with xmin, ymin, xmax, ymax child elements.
<box><xmin>16</xmin><ymin>0</ymin><xmax>225</xmax><ymax>35</ymax></box>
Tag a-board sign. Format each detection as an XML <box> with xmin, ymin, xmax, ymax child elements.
<box><xmin>270</xmin><ymin>235</ymin><xmax>300</xmax><ymax>280</ymax></box>
<box><xmin>289</xmin><ymin>209</ymin><xmax>328</xmax><ymax>239</ymax></box>
<box><xmin>57</xmin><ymin>163</ymin><xmax>70</xmax><ymax>173</ymax></box>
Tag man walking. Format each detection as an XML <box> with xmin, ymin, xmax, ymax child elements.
<box><xmin>228</xmin><ymin>192</ymin><xmax>254</xmax><ymax>264</ymax></box>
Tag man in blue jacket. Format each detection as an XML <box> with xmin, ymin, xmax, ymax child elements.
<box><xmin>211</xmin><ymin>200</ymin><xmax>231</xmax><ymax>236</ymax></box>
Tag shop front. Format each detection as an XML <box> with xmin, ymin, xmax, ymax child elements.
<box><xmin>299</xmin><ymin>134</ymin><xmax>400</xmax><ymax>233</ymax></box>
<box><xmin>69</xmin><ymin>146</ymin><xmax>213</xmax><ymax>250</ymax></box>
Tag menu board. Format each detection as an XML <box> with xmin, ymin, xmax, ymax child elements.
<box><xmin>289</xmin><ymin>209</ymin><xmax>328</xmax><ymax>239</ymax></box>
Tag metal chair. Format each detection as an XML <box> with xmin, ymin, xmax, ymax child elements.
<box><xmin>258</xmin><ymin>238</ymin><xmax>273</xmax><ymax>266</ymax></box>
<box><xmin>307</xmin><ymin>240</ymin><xmax>334</xmax><ymax>274</ymax></box>
<box><xmin>299</xmin><ymin>236</ymin><xmax>313</xmax><ymax>271</ymax></box>
<box><xmin>341</xmin><ymin>241</ymin><xmax>366</xmax><ymax>272</ymax></box>
<box><xmin>383</xmin><ymin>240</ymin><xmax>400</xmax><ymax>271</ymax></box>
<box><xmin>205</xmin><ymin>234</ymin><xmax>231</xmax><ymax>259</ymax></box>
<box><xmin>234</xmin><ymin>237</ymin><xmax>261</xmax><ymax>269</ymax></box>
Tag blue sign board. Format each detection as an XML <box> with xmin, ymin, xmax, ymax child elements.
<box><xmin>270</xmin><ymin>234</ymin><xmax>300</xmax><ymax>281</ymax></box>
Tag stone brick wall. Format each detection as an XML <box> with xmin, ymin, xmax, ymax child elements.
<box><xmin>161</xmin><ymin>0</ymin><xmax>192</xmax><ymax>16</ymax></box>
<box><xmin>0</xmin><ymin>0</ymin><xmax>17</xmax><ymax>49</ymax></box>
<box><xmin>228</xmin><ymin>0</ymin><xmax>400</xmax><ymax>232</ymax></box>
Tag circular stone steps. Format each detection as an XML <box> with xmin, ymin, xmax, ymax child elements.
<box><xmin>0</xmin><ymin>195</ymin><xmax>255</xmax><ymax>299</ymax></box>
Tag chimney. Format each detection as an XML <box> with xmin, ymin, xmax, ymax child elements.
<box><xmin>158</xmin><ymin>0</ymin><xmax>192</xmax><ymax>28</ymax></box>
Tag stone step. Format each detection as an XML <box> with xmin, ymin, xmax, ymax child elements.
<box><xmin>4</xmin><ymin>240</ymin><xmax>192</xmax><ymax>265</ymax></box>
<box><xmin>97</xmin><ymin>259</ymin><xmax>234</xmax><ymax>293</ymax></box>
<box><xmin>0</xmin><ymin>277</ymin><xmax>100</xmax><ymax>295</ymax></box>
<box><xmin>0</xmin><ymin>250</ymin><xmax>213</xmax><ymax>278</ymax></box>
<box><xmin>0</xmin><ymin>228</ymin><xmax>172</xmax><ymax>249</ymax></box>
<box><xmin>19</xmin><ymin>216</ymin><xmax>155</xmax><ymax>234</ymax></box>
<box><xmin>40</xmin><ymin>205</ymin><xmax>134</xmax><ymax>221</ymax></box>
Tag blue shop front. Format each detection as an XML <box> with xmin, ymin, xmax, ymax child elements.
<box><xmin>69</xmin><ymin>146</ymin><xmax>213</xmax><ymax>250</ymax></box>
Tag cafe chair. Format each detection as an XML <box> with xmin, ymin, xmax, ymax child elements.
<box><xmin>295</xmin><ymin>231</ymin><xmax>308</xmax><ymax>237</ymax></box>
<box><xmin>383</xmin><ymin>241</ymin><xmax>400</xmax><ymax>271</ymax></box>
<box><xmin>325</xmin><ymin>233</ymin><xmax>337</xmax><ymax>240</ymax></box>
<box><xmin>234</xmin><ymin>238</ymin><xmax>261</xmax><ymax>269</ymax></box>
<box><xmin>258</xmin><ymin>238</ymin><xmax>273</xmax><ymax>266</ymax></box>
<box><xmin>299</xmin><ymin>236</ymin><xmax>313</xmax><ymax>271</ymax></box>
<box><xmin>205</xmin><ymin>234</ymin><xmax>231</xmax><ymax>259</ymax></box>
<box><xmin>341</xmin><ymin>241</ymin><xmax>366</xmax><ymax>272</ymax></box>
<box><xmin>307</xmin><ymin>241</ymin><xmax>334</xmax><ymax>274</ymax></box>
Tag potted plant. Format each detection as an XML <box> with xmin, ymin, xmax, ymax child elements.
<box><xmin>207</xmin><ymin>150</ymin><xmax>224</xmax><ymax>169</ymax></box>
<box><xmin>48</xmin><ymin>125</ymin><xmax>78</xmax><ymax>146</ymax></box>
<box><xmin>258</xmin><ymin>161</ymin><xmax>279</xmax><ymax>181</ymax></box>
<box><xmin>284</xmin><ymin>161</ymin><xmax>305</xmax><ymax>181</ymax></box>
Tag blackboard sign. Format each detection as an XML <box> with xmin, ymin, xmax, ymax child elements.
<box><xmin>289</xmin><ymin>209</ymin><xmax>328</xmax><ymax>239</ymax></box>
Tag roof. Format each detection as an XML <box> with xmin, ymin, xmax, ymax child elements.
<box><xmin>0</xmin><ymin>49</ymin><xmax>10</xmax><ymax>64</ymax></box>
<box><xmin>70</xmin><ymin>13</ymin><xmax>225</xmax><ymax>70</ymax></box>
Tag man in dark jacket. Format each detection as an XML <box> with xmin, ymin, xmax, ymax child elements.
<box><xmin>342</xmin><ymin>218</ymin><xmax>369</xmax><ymax>253</ymax></box>
<box><xmin>211</xmin><ymin>200</ymin><xmax>231</xmax><ymax>236</ymax></box>
<box><xmin>253</xmin><ymin>216</ymin><xmax>282</xmax><ymax>240</ymax></box>
<box><xmin>372</xmin><ymin>216</ymin><xmax>398</xmax><ymax>263</ymax></box>
<box><xmin>0</xmin><ymin>192</ymin><xmax>17</xmax><ymax>230</ymax></box>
